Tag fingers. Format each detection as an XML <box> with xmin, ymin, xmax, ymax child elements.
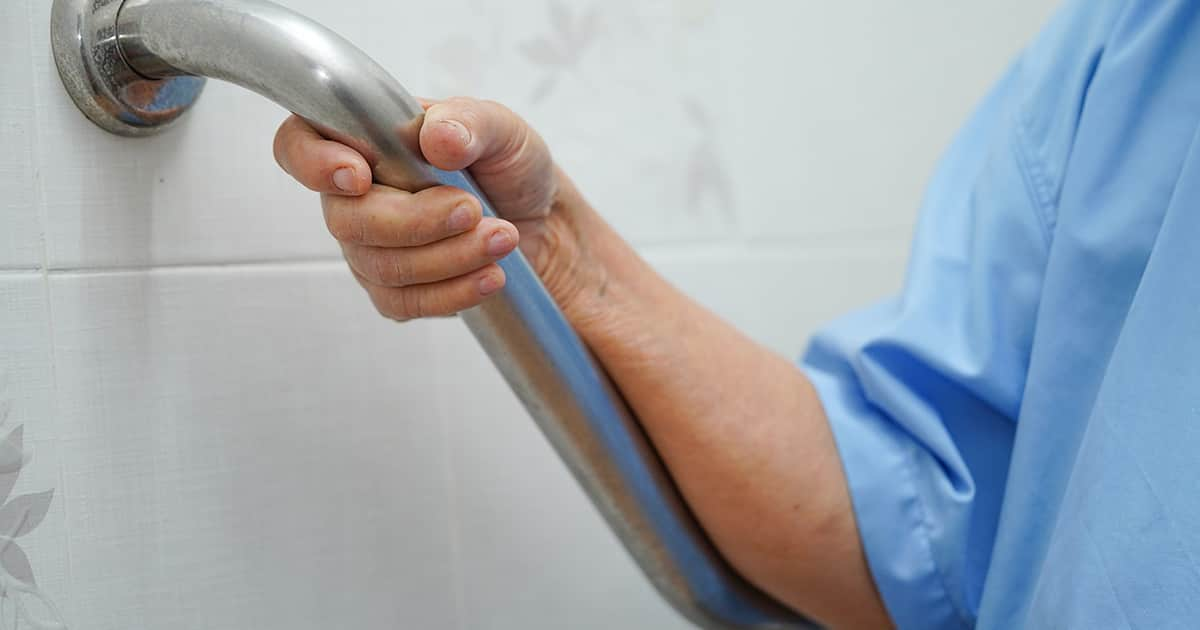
<box><xmin>420</xmin><ymin>97</ymin><xmax>538</xmax><ymax>173</ymax></box>
<box><xmin>420</xmin><ymin>98</ymin><xmax>556</xmax><ymax>218</ymax></box>
<box><xmin>274</xmin><ymin>115</ymin><xmax>371</xmax><ymax>195</ymax></box>
<box><xmin>323</xmin><ymin>180</ymin><xmax>518</xmax><ymax>320</ymax></box>
<box><xmin>340</xmin><ymin>217</ymin><xmax>518</xmax><ymax>287</ymax></box>
<box><xmin>278</xmin><ymin>99</ymin><xmax>555</xmax><ymax>222</ymax></box>
<box><xmin>276</xmin><ymin>101</ymin><xmax>548</xmax><ymax>322</ymax></box>
<box><xmin>352</xmin><ymin>264</ymin><xmax>507</xmax><ymax>321</ymax></box>
<box><xmin>322</xmin><ymin>185</ymin><xmax>482</xmax><ymax>247</ymax></box>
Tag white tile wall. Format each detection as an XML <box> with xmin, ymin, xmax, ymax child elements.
<box><xmin>721</xmin><ymin>3</ymin><xmax>1056</xmax><ymax>242</ymax></box>
<box><xmin>47</xmin><ymin>266</ymin><xmax>456</xmax><ymax>629</ymax></box>
<box><xmin>647</xmin><ymin>231</ymin><xmax>912</xmax><ymax>357</ymax></box>
<box><xmin>2</xmin><ymin>0</ymin><xmax>1056</xmax><ymax>627</ymax></box>
<box><xmin>1</xmin><ymin>1</ymin><xmax>41</xmax><ymax>269</ymax></box>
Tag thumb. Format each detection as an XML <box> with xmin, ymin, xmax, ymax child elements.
<box><xmin>419</xmin><ymin>98</ymin><xmax>556</xmax><ymax>221</ymax></box>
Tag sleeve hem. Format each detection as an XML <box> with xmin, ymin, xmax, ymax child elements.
<box><xmin>802</xmin><ymin>361</ymin><xmax>973</xmax><ymax>630</ymax></box>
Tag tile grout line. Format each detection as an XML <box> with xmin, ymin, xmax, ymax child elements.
<box><xmin>43</xmin><ymin>256</ymin><xmax>350</xmax><ymax>275</ymax></box>
<box><xmin>738</xmin><ymin>224</ymin><xmax>916</xmax><ymax>246</ymax></box>
<box><xmin>26</xmin><ymin>0</ymin><xmax>77</xmax><ymax>613</ymax></box>
<box><xmin>632</xmin><ymin>225</ymin><xmax>916</xmax><ymax>259</ymax></box>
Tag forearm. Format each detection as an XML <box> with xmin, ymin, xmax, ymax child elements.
<box><xmin>544</xmin><ymin>185</ymin><xmax>892</xmax><ymax>629</ymax></box>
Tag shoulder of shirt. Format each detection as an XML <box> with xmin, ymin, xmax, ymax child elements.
<box><xmin>1006</xmin><ymin>0</ymin><xmax>1131</xmax><ymax>236</ymax></box>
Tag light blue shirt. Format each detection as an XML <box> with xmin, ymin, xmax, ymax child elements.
<box><xmin>800</xmin><ymin>2</ymin><xmax>1200</xmax><ymax>628</ymax></box>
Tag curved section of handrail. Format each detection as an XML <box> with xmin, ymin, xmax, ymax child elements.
<box><xmin>63</xmin><ymin>0</ymin><xmax>819</xmax><ymax>627</ymax></box>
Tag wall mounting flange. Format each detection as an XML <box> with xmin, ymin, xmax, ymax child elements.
<box><xmin>51</xmin><ymin>0</ymin><xmax>204</xmax><ymax>137</ymax></box>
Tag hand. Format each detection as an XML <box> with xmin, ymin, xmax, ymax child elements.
<box><xmin>273</xmin><ymin>97</ymin><xmax>596</xmax><ymax>320</ymax></box>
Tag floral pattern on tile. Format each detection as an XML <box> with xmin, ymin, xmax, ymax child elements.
<box><xmin>0</xmin><ymin>379</ymin><xmax>64</xmax><ymax>630</ymax></box>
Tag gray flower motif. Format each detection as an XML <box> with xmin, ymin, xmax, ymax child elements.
<box><xmin>428</xmin><ymin>0</ymin><xmax>505</xmax><ymax>97</ymax></box>
<box><xmin>0</xmin><ymin>384</ymin><xmax>65</xmax><ymax>630</ymax></box>
<box><xmin>519</xmin><ymin>1</ymin><xmax>603</xmax><ymax>103</ymax></box>
<box><xmin>429</xmin><ymin>35</ymin><xmax>495</xmax><ymax>96</ymax></box>
<box><xmin>682</xmin><ymin>98</ymin><xmax>734</xmax><ymax>220</ymax></box>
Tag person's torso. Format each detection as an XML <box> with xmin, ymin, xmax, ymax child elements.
<box><xmin>979</xmin><ymin>3</ymin><xmax>1200</xmax><ymax>626</ymax></box>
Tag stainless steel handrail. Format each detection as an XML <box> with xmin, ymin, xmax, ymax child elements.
<box><xmin>50</xmin><ymin>1</ymin><xmax>818</xmax><ymax>627</ymax></box>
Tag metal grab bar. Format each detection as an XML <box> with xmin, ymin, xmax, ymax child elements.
<box><xmin>50</xmin><ymin>1</ymin><xmax>817</xmax><ymax>627</ymax></box>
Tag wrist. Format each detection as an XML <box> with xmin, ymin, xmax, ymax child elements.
<box><xmin>533</xmin><ymin>194</ymin><xmax>686</xmax><ymax>366</ymax></box>
<box><xmin>530</xmin><ymin>193</ymin><xmax>615</xmax><ymax>329</ymax></box>
<box><xmin>516</xmin><ymin>169</ymin><xmax>689</xmax><ymax>365</ymax></box>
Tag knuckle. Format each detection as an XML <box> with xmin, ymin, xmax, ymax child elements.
<box><xmin>326</xmin><ymin>209</ymin><xmax>359</xmax><ymax>243</ymax></box>
<box><xmin>272</xmin><ymin>117</ymin><xmax>299</xmax><ymax>170</ymax></box>
<box><xmin>384</xmin><ymin>193</ymin><xmax>415</xmax><ymax>231</ymax></box>
<box><xmin>325</xmin><ymin>197</ymin><xmax>371</xmax><ymax>244</ymax></box>
<box><xmin>366</xmin><ymin>286</ymin><xmax>405</xmax><ymax>322</ymax></box>
<box><xmin>396</xmin><ymin>287</ymin><xmax>426</xmax><ymax>320</ymax></box>
<box><xmin>361</xmin><ymin>204</ymin><xmax>386</xmax><ymax>242</ymax></box>
<box><xmin>461</xmin><ymin>190</ymin><xmax>482</xmax><ymax>209</ymax></box>
<box><xmin>286</xmin><ymin>134</ymin><xmax>308</xmax><ymax>171</ymax></box>
<box><xmin>427</xmin><ymin>188</ymin><xmax>477</xmax><ymax>230</ymax></box>
<box><xmin>271</xmin><ymin>134</ymin><xmax>288</xmax><ymax>171</ymax></box>
<box><xmin>366</xmin><ymin>251</ymin><xmax>389</xmax><ymax>283</ymax></box>
<box><xmin>371</xmin><ymin>250</ymin><xmax>414</xmax><ymax>286</ymax></box>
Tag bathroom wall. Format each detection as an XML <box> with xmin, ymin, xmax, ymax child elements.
<box><xmin>1</xmin><ymin>1</ymin><xmax>1055</xmax><ymax>628</ymax></box>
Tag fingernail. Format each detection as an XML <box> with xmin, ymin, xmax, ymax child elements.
<box><xmin>478</xmin><ymin>273</ymin><xmax>503</xmax><ymax>296</ymax></box>
<box><xmin>332</xmin><ymin>167</ymin><xmax>356</xmax><ymax>192</ymax></box>
<box><xmin>441</xmin><ymin>119</ymin><xmax>472</xmax><ymax>147</ymax></box>
<box><xmin>448</xmin><ymin>204</ymin><xmax>475</xmax><ymax>232</ymax></box>
<box><xmin>486</xmin><ymin>230</ymin><xmax>515</xmax><ymax>257</ymax></box>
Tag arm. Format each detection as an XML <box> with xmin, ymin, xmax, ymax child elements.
<box><xmin>273</xmin><ymin>98</ymin><xmax>892</xmax><ymax>629</ymax></box>
<box><xmin>544</xmin><ymin>179</ymin><xmax>891</xmax><ymax>630</ymax></box>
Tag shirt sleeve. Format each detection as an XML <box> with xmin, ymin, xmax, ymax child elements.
<box><xmin>798</xmin><ymin>2</ymin><xmax>1116</xmax><ymax>624</ymax></box>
